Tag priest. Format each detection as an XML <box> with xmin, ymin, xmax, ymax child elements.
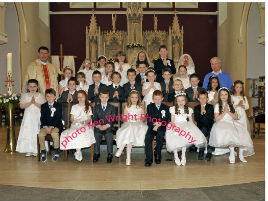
<box><xmin>23</xmin><ymin>46</ymin><xmax>59</xmax><ymax>96</ymax></box>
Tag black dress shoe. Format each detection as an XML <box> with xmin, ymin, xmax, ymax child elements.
<box><xmin>198</xmin><ymin>150</ymin><xmax>204</xmax><ymax>160</ymax></box>
<box><xmin>107</xmin><ymin>154</ymin><xmax>113</xmax><ymax>163</ymax></box>
<box><xmin>205</xmin><ymin>153</ymin><xmax>212</xmax><ymax>161</ymax></box>
<box><xmin>93</xmin><ymin>153</ymin><xmax>100</xmax><ymax>163</ymax></box>
<box><xmin>155</xmin><ymin>155</ymin><xmax>161</xmax><ymax>164</ymax></box>
<box><xmin>189</xmin><ymin>145</ymin><xmax>197</xmax><ymax>152</ymax></box>
<box><xmin>144</xmin><ymin>162</ymin><xmax>152</xmax><ymax>167</ymax></box>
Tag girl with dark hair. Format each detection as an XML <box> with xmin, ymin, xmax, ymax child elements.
<box><xmin>207</xmin><ymin>75</ymin><xmax>221</xmax><ymax>106</ymax></box>
<box><xmin>231</xmin><ymin>80</ymin><xmax>250</xmax><ymax>132</ymax></box>
<box><xmin>166</xmin><ymin>92</ymin><xmax>207</xmax><ymax>166</ymax></box>
<box><xmin>209</xmin><ymin>87</ymin><xmax>254</xmax><ymax>164</ymax></box>
<box><xmin>114</xmin><ymin>51</ymin><xmax>131</xmax><ymax>86</ymax></box>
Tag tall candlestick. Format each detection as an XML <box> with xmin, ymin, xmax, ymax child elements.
<box><xmin>7</xmin><ymin>53</ymin><xmax>12</xmax><ymax>96</ymax></box>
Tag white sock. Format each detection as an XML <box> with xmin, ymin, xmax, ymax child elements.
<box><xmin>126</xmin><ymin>144</ymin><xmax>132</xmax><ymax>161</ymax></box>
<box><xmin>239</xmin><ymin>148</ymin><xmax>245</xmax><ymax>157</ymax></box>
<box><xmin>181</xmin><ymin>147</ymin><xmax>186</xmax><ymax>160</ymax></box>
<box><xmin>229</xmin><ymin>147</ymin><xmax>235</xmax><ymax>157</ymax></box>
<box><xmin>118</xmin><ymin>144</ymin><xmax>125</xmax><ymax>155</ymax></box>
<box><xmin>173</xmin><ymin>149</ymin><xmax>179</xmax><ymax>160</ymax></box>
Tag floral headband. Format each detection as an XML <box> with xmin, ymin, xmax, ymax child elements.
<box><xmin>98</xmin><ymin>55</ymin><xmax>107</xmax><ymax>60</ymax></box>
<box><xmin>218</xmin><ymin>87</ymin><xmax>229</xmax><ymax>92</ymax></box>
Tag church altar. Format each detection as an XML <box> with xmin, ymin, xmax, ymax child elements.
<box><xmin>86</xmin><ymin>2</ymin><xmax>184</xmax><ymax>68</ymax></box>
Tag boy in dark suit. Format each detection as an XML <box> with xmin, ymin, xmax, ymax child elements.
<box><xmin>135</xmin><ymin>61</ymin><xmax>148</xmax><ymax>86</ymax></box>
<box><xmin>160</xmin><ymin>68</ymin><xmax>174</xmax><ymax>102</ymax></box>
<box><xmin>153</xmin><ymin>45</ymin><xmax>176</xmax><ymax>83</ymax></box>
<box><xmin>38</xmin><ymin>88</ymin><xmax>63</xmax><ymax>162</ymax></box>
<box><xmin>57</xmin><ymin>77</ymin><xmax>78</xmax><ymax>128</ymax></box>
<box><xmin>88</xmin><ymin>70</ymin><xmax>107</xmax><ymax>104</ymax></box>
<box><xmin>194</xmin><ymin>90</ymin><xmax>215</xmax><ymax>161</ymax></box>
<box><xmin>123</xmin><ymin>68</ymin><xmax>142</xmax><ymax>101</ymax></box>
<box><xmin>144</xmin><ymin>90</ymin><xmax>170</xmax><ymax>167</ymax></box>
<box><xmin>92</xmin><ymin>90</ymin><xmax>117</xmax><ymax>163</ymax></box>
<box><xmin>185</xmin><ymin>73</ymin><xmax>206</xmax><ymax>103</ymax></box>
<box><xmin>107</xmin><ymin>72</ymin><xmax>124</xmax><ymax>103</ymax></box>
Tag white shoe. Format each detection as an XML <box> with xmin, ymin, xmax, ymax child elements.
<box><xmin>239</xmin><ymin>154</ymin><xmax>247</xmax><ymax>163</ymax></box>
<box><xmin>115</xmin><ymin>149</ymin><xmax>122</xmax><ymax>158</ymax></box>
<box><xmin>25</xmin><ymin>153</ymin><xmax>31</xmax><ymax>157</ymax></box>
<box><xmin>79</xmin><ymin>151</ymin><xmax>83</xmax><ymax>161</ymax></box>
<box><xmin>126</xmin><ymin>159</ymin><xmax>131</xmax><ymax>166</ymax></box>
<box><xmin>32</xmin><ymin>153</ymin><xmax>37</xmax><ymax>157</ymax></box>
<box><xmin>174</xmin><ymin>158</ymin><xmax>181</xmax><ymax>166</ymax></box>
<box><xmin>181</xmin><ymin>158</ymin><xmax>186</xmax><ymax>166</ymax></box>
<box><xmin>74</xmin><ymin>152</ymin><xmax>82</xmax><ymax>162</ymax></box>
<box><xmin>229</xmin><ymin>155</ymin><xmax>235</xmax><ymax>164</ymax></box>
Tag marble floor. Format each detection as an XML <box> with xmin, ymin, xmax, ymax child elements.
<box><xmin>0</xmin><ymin>126</ymin><xmax>265</xmax><ymax>201</ymax></box>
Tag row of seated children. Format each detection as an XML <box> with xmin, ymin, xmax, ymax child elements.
<box><xmin>16</xmin><ymin>78</ymin><xmax>254</xmax><ymax>166</ymax></box>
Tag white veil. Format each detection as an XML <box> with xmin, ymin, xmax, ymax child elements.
<box><xmin>178</xmin><ymin>54</ymin><xmax>195</xmax><ymax>75</ymax></box>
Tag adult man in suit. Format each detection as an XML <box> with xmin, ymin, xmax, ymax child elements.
<box><xmin>144</xmin><ymin>90</ymin><xmax>170</xmax><ymax>167</ymax></box>
<box><xmin>92</xmin><ymin>90</ymin><xmax>117</xmax><ymax>163</ymax></box>
<box><xmin>153</xmin><ymin>45</ymin><xmax>176</xmax><ymax>83</ymax></box>
<box><xmin>124</xmin><ymin>68</ymin><xmax>143</xmax><ymax>101</ymax></box>
<box><xmin>38</xmin><ymin>88</ymin><xmax>63</xmax><ymax>162</ymax></box>
<box><xmin>194</xmin><ymin>90</ymin><xmax>215</xmax><ymax>161</ymax></box>
<box><xmin>88</xmin><ymin>70</ymin><xmax>107</xmax><ymax>104</ymax></box>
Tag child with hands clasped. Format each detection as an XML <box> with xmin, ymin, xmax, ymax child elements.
<box><xmin>16</xmin><ymin>79</ymin><xmax>45</xmax><ymax>156</ymax></box>
<box><xmin>231</xmin><ymin>80</ymin><xmax>250</xmax><ymax>132</ymax></box>
<box><xmin>209</xmin><ymin>87</ymin><xmax>254</xmax><ymax>164</ymax></box>
<box><xmin>142</xmin><ymin>68</ymin><xmax>161</xmax><ymax>107</ymax></box>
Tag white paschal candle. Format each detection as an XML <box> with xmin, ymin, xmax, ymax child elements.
<box><xmin>7</xmin><ymin>53</ymin><xmax>12</xmax><ymax>95</ymax></box>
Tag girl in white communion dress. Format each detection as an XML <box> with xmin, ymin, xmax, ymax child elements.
<box><xmin>114</xmin><ymin>51</ymin><xmax>131</xmax><ymax>86</ymax></box>
<box><xmin>115</xmin><ymin>90</ymin><xmax>148</xmax><ymax>165</ymax></box>
<box><xmin>60</xmin><ymin>90</ymin><xmax>96</xmax><ymax>161</ymax></box>
<box><xmin>166</xmin><ymin>92</ymin><xmax>207</xmax><ymax>166</ymax></box>
<box><xmin>16</xmin><ymin>79</ymin><xmax>45</xmax><ymax>156</ymax></box>
<box><xmin>231</xmin><ymin>80</ymin><xmax>251</xmax><ymax>132</ymax></box>
<box><xmin>209</xmin><ymin>87</ymin><xmax>254</xmax><ymax>164</ymax></box>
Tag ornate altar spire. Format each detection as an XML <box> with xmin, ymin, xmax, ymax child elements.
<box><xmin>112</xmin><ymin>13</ymin><xmax>117</xmax><ymax>33</ymax></box>
<box><xmin>88</xmin><ymin>10</ymin><xmax>98</xmax><ymax>37</ymax></box>
<box><xmin>171</xmin><ymin>12</ymin><xmax>182</xmax><ymax>37</ymax></box>
<box><xmin>126</xmin><ymin>2</ymin><xmax>143</xmax><ymax>44</ymax></box>
<box><xmin>126</xmin><ymin>2</ymin><xmax>142</xmax><ymax>17</ymax></box>
<box><xmin>154</xmin><ymin>13</ymin><xmax>158</xmax><ymax>32</ymax></box>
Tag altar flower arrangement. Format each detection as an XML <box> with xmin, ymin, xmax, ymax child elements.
<box><xmin>0</xmin><ymin>93</ymin><xmax>20</xmax><ymax>108</ymax></box>
<box><xmin>153</xmin><ymin>56</ymin><xmax>159</xmax><ymax>62</ymax></box>
<box><xmin>108</xmin><ymin>57</ymin><xmax>115</xmax><ymax>63</ymax></box>
<box><xmin>126</xmin><ymin>42</ymin><xmax>144</xmax><ymax>49</ymax></box>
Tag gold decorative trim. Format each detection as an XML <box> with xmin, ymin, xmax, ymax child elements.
<box><xmin>96</xmin><ymin>2</ymin><xmax>120</xmax><ymax>8</ymax></box>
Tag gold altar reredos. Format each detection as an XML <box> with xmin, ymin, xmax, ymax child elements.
<box><xmin>86</xmin><ymin>2</ymin><xmax>184</xmax><ymax>68</ymax></box>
